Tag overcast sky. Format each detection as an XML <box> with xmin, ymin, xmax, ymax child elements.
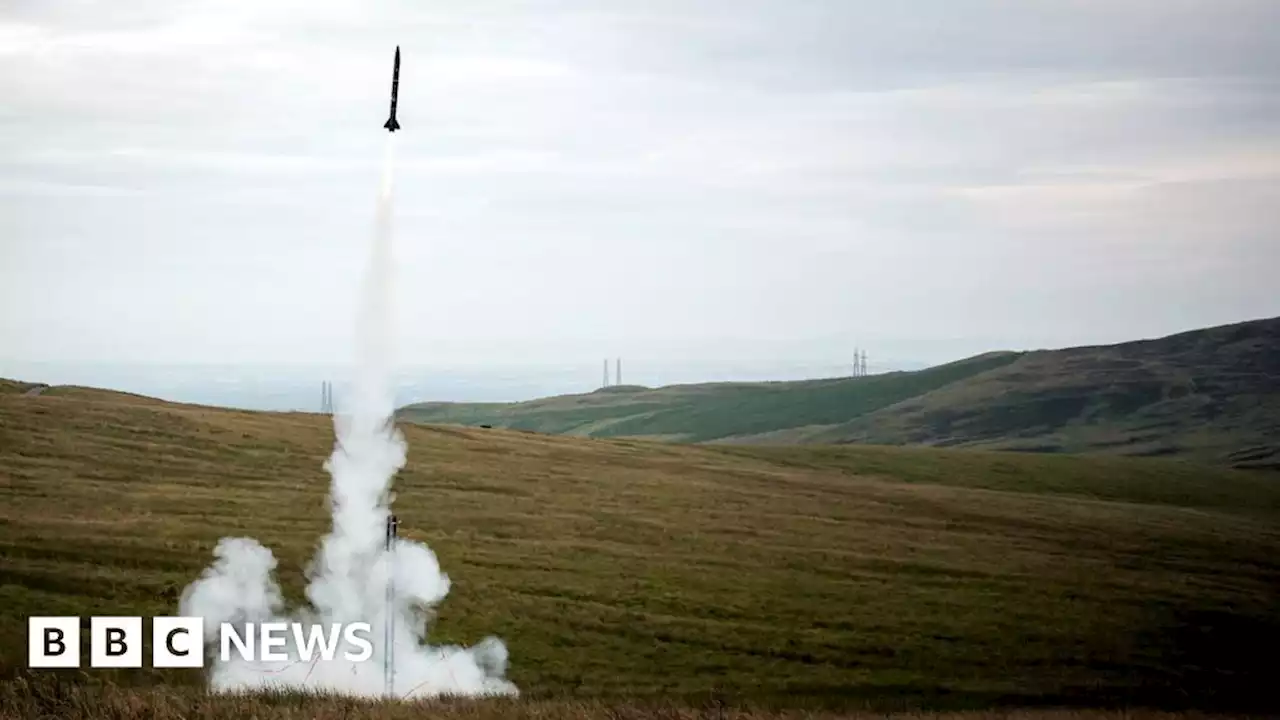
<box><xmin>2</xmin><ymin>0</ymin><xmax>1278</xmax><ymax>371</ymax></box>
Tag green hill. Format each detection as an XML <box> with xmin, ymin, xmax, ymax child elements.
<box><xmin>398</xmin><ymin>352</ymin><xmax>1022</xmax><ymax>442</ymax></box>
<box><xmin>398</xmin><ymin>316</ymin><xmax>1280</xmax><ymax>468</ymax></box>
<box><xmin>805</xmin><ymin>315</ymin><xmax>1280</xmax><ymax>469</ymax></box>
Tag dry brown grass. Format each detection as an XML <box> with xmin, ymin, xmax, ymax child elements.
<box><xmin>0</xmin><ymin>675</ymin><xmax>1256</xmax><ymax>720</ymax></box>
<box><xmin>2</xmin><ymin>385</ymin><xmax>1278</xmax><ymax>712</ymax></box>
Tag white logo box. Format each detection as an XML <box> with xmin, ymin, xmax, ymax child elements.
<box><xmin>28</xmin><ymin>617</ymin><xmax>204</xmax><ymax>669</ymax></box>
<box><xmin>28</xmin><ymin>617</ymin><xmax>373</xmax><ymax>668</ymax></box>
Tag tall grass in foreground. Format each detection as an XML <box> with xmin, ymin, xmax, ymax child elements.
<box><xmin>0</xmin><ymin>675</ymin><xmax>1253</xmax><ymax>720</ymax></box>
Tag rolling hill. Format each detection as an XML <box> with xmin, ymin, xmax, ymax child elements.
<box><xmin>397</xmin><ymin>316</ymin><xmax>1280</xmax><ymax>468</ymax></box>
<box><xmin>397</xmin><ymin>352</ymin><xmax>1023</xmax><ymax>442</ymax></box>
<box><xmin>2</xmin><ymin>381</ymin><xmax>1278</xmax><ymax>713</ymax></box>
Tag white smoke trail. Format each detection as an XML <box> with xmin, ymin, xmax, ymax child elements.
<box><xmin>178</xmin><ymin>134</ymin><xmax>518</xmax><ymax>699</ymax></box>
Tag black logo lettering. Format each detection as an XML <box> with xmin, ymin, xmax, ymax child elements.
<box><xmin>166</xmin><ymin>628</ymin><xmax>189</xmax><ymax>657</ymax></box>
<box><xmin>106</xmin><ymin>628</ymin><xmax>127</xmax><ymax>657</ymax></box>
<box><xmin>43</xmin><ymin>628</ymin><xmax>65</xmax><ymax>656</ymax></box>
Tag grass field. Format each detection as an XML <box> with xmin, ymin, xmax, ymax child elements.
<box><xmin>0</xmin><ymin>677</ymin><xmax>1258</xmax><ymax>720</ymax></box>
<box><xmin>2</xmin><ymin>382</ymin><xmax>1279</xmax><ymax>715</ymax></box>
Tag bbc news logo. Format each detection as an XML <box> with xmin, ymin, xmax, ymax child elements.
<box><xmin>29</xmin><ymin>617</ymin><xmax>375</xmax><ymax>668</ymax></box>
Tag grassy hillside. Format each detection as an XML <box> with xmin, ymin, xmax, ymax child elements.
<box><xmin>3</xmin><ymin>383</ymin><xmax>1279</xmax><ymax>713</ymax></box>
<box><xmin>806</xmin><ymin>316</ymin><xmax>1280</xmax><ymax>468</ymax></box>
<box><xmin>397</xmin><ymin>317</ymin><xmax>1280</xmax><ymax>467</ymax></box>
<box><xmin>1</xmin><ymin>680</ymin><xmax>1256</xmax><ymax>720</ymax></box>
<box><xmin>397</xmin><ymin>352</ymin><xmax>1022</xmax><ymax>443</ymax></box>
<box><xmin>0</xmin><ymin>379</ymin><xmax>43</xmax><ymax>395</ymax></box>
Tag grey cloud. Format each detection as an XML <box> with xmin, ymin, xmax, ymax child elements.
<box><xmin>578</xmin><ymin>1</ymin><xmax>1280</xmax><ymax>87</ymax></box>
<box><xmin>1</xmin><ymin>0</ymin><xmax>1277</xmax><ymax>372</ymax></box>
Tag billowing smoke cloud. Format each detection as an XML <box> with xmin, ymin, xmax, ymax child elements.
<box><xmin>178</xmin><ymin>134</ymin><xmax>518</xmax><ymax>699</ymax></box>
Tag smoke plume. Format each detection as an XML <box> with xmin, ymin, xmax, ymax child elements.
<box><xmin>178</xmin><ymin>134</ymin><xmax>518</xmax><ymax>699</ymax></box>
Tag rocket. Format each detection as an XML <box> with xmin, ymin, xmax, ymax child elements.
<box><xmin>383</xmin><ymin>46</ymin><xmax>401</xmax><ymax>132</ymax></box>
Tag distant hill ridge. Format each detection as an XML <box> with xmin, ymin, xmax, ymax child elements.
<box><xmin>398</xmin><ymin>317</ymin><xmax>1280</xmax><ymax>469</ymax></box>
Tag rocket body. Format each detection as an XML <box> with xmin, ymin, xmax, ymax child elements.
<box><xmin>384</xmin><ymin>46</ymin><xmax>401</xmax><ymax>132</ymax></box>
